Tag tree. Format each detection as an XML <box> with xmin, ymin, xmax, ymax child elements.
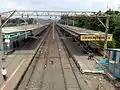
<box><xmin>60</xmin><ymin>9</ymin><xmax>120</xmax><ymax>48</ymax></box>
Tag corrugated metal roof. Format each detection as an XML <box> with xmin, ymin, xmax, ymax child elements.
<box><xmin>60</xmin><ymin>24</ymin><xmax>112</xmax><ymax>35</ymax></box>
<box><xmin>2</xmin><ymin>24</ymin><xmax>48</xmax><ymax>34</ymax></box>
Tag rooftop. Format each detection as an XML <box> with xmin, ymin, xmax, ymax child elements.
<box><xmin>61</xmin><ymin>24</ymin><xmax>112</xmax><ymax>35</ymax></box>
<box><xmin>2</xmin><ymin>24</ymin><xmax>48</xmax><ymax>34</ymax></box>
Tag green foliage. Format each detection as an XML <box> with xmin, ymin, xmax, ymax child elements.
<box><xmin>107</xmin><ymin>39</ymin><xmax>116</xmax><ymax>48</ymax></box>
<box><xmin>60</xmin><ymin>9</ymin><xmax>120</xmax><ymax>48</ymax></box>
<box><xmin>27</xmin><ymin>18</ymin><xmax>36</xmax><ymax>24</ymax></box>
<box><xmin>4</xmin><ymin>18</ymin><xmax>36</xmax><ymax>26</ymax></box>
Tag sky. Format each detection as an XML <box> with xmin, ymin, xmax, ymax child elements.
<box><xmin>0</xmin><ymin>0</ymin><xmax>120</xmax><ymax>12</ymax></box>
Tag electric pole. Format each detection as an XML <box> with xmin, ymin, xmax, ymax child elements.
<box><xmin>0</xmin><ymin>15</ymin><xmax>4</xmax><ymax>60</ymax></box>
<box><xmin>103</xmin><ymin>15</ymin><xmax>110</xmax><ymax>58</ymax></box>
<box><xmin>67</xmin><ymin>18</ymin><xmax>68</xmax><ymax>25</ymax></box>
<box><xmin>0</xmin><ymin>10</ymin><xmax>16</xmax><ymax>60</ymax></box>
<box><xmin>73</xmin><ymin>20</ymin><xmax>75</xmax><ymax>26</ymax></box>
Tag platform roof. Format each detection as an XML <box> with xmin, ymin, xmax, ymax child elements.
<box><xmin>2</xmin><ymin>24</ymin><xmax>48</xmax><ymax>34</ymax></box>
<box><xmin>64</xmin><ymin>25</ymin><xmax>112</xmax><ymax>35</ymax></box>
<box><xmin>60</xmin><ymin>24</ymin><xmax>113</xmax><ymax>41</ymax></box>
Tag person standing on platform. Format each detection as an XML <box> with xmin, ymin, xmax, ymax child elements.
<box><xmin>50</xmin><ymin>60</ymin><xmax>53</xmax><ymax>64</ymax></box>
<box><xmin>1</xmin><ymin>67</ymin><xmax>7</xmax><ymax>81</ymax></box>
<box><xmin>88</xmin><ymin>52</ymin><xmax>91</xmax><ymax>60</ymax></box>
<box><xmin>91</xmin><ymin>52</ymin><xmax>94</xmax><ymax>60</ymax></box>
<box><xmin>44</xmin><ymin>64</ymin><xmax>47</xmax><ymax>69</ymax></box>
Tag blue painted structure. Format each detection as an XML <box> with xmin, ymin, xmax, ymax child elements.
<box><xmin>2</xmin><ymin>24</ymin><xmax>49</xmax><ymax>54</ymax></box>
<box><xmin>101</xmin><ymin>48</ymin><xmax>120</xmax><ymax>78</ymax></box>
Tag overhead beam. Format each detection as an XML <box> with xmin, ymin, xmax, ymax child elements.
<box><xmin>1</xmin><ymin>10</ymin><xmax>16</xmax><ymax>27</ymax></box>
<box><xmin>97</xmin><ymin>17</ymin><xmax>106</xmax><ymax>28</ymax></box>
<box><xmin>0</xmin><ymin>10</ymin><xmax>109</xmax><ymax>18</ymax></box>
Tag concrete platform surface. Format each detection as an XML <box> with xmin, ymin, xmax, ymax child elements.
<box><xmin>63</xmin><ymin>38</ymin><xmax>114</xmax><ymax>90</ymax></box>
<box><xmin>75</xmin><ymin>55</ymin><xmax>104</xmax><ymax>74</ymax></box>
<box><xmin>0</xmin><ymin>38</ymin><xmax>41</xmax><ymax>90</ymax></box>
<box><xmin>64</xmin><ymin>38</ymin><xmax>104</xmax><ymax>74</ymax></box>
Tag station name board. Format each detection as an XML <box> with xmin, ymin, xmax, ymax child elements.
<box><xmin>80</xmin><ymin>34</ymin><xmax>113</xmax><ymax>41</ymax></box>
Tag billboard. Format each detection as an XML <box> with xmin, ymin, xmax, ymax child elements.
<box><xmin>80</xmin><ymin>34</ymin><xmax>113</xmax><ymax>41</ymax></box>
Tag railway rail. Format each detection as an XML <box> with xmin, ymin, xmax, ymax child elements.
<box><xmin>15</xmin><ymin>23</ymin><xmax>116</xmax><ymax>90</ymax></box>
<box><xmin>56</xmin><ymin>25</ymin><xmax>115</xmax><ymax>90</ymax></box>
<box><xmin>16</xmin><ymin>23</ymin><xmax>88</xmax><ymax>90</ymax></box>
<box><xmin>56</xmin><ymin>26</ymin><xmax>83</xmax><ymax>89</ymax></box>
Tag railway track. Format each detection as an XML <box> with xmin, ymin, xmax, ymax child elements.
<box><xmin>56</xmin><ymin>25</ymin><xmax>115</xmax><ymax>90</ymax></box>
<box><xmin>15</xmin><ymin>24</ymin><xmax>51</xmax><ymax>90</ymax></box>
<box><xmin>16</xmin><ymin>23</ymin><xmax>86</xmax><ymax>90</ymax></box>
<box><xmin>56</xmin><ymin>26</ymin><xmax>83</xmax><ymax>89</ymax></box>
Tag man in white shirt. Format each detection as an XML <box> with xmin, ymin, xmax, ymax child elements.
<box><xmin>1</xmin><ymin>67</ymin><xmax>7</xmax><ymax>81</ymax></box>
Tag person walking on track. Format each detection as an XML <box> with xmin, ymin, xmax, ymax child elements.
<box><xmin>1</xmin><ymin>67</ymin><xmax>7</xmax><ymax>81</ymax></box>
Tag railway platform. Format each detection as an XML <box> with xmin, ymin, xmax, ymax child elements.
<box><xmin>76</xmin><ymin>56</ymin><xmax>104</xmax><ymax>74</ymax></box>
<box><xmin>60</xmin><ymin>32</ymin><xmax>114</xmax><ymax>90</ymax></box>
<box><xmin>0</xmin><ymin>31</ymin><xmax>45</xmax><ymax>90</ymax></box>
<box><xmin>64</xmin><ymin>38</ymin><xmax>104</xmax><ymax>74</ymax></box>
<box><xmin>57</xmin><ymin>24</ymin><xmax>104</xmax><ymax>74</ymax></box>
<box><xmin>58</xmin><ymin>24</ymin><xmax>116</xmax><ymax>79</ymax></box>
<box><xmin>58</xmin><ymin>24</ymin><xmax>113</xmax><ymax>42</ymax></box>
<box><xmin>2</xmin><ymin>23</ymin><xmax>49</xmax><ymax>54</ymax></box>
